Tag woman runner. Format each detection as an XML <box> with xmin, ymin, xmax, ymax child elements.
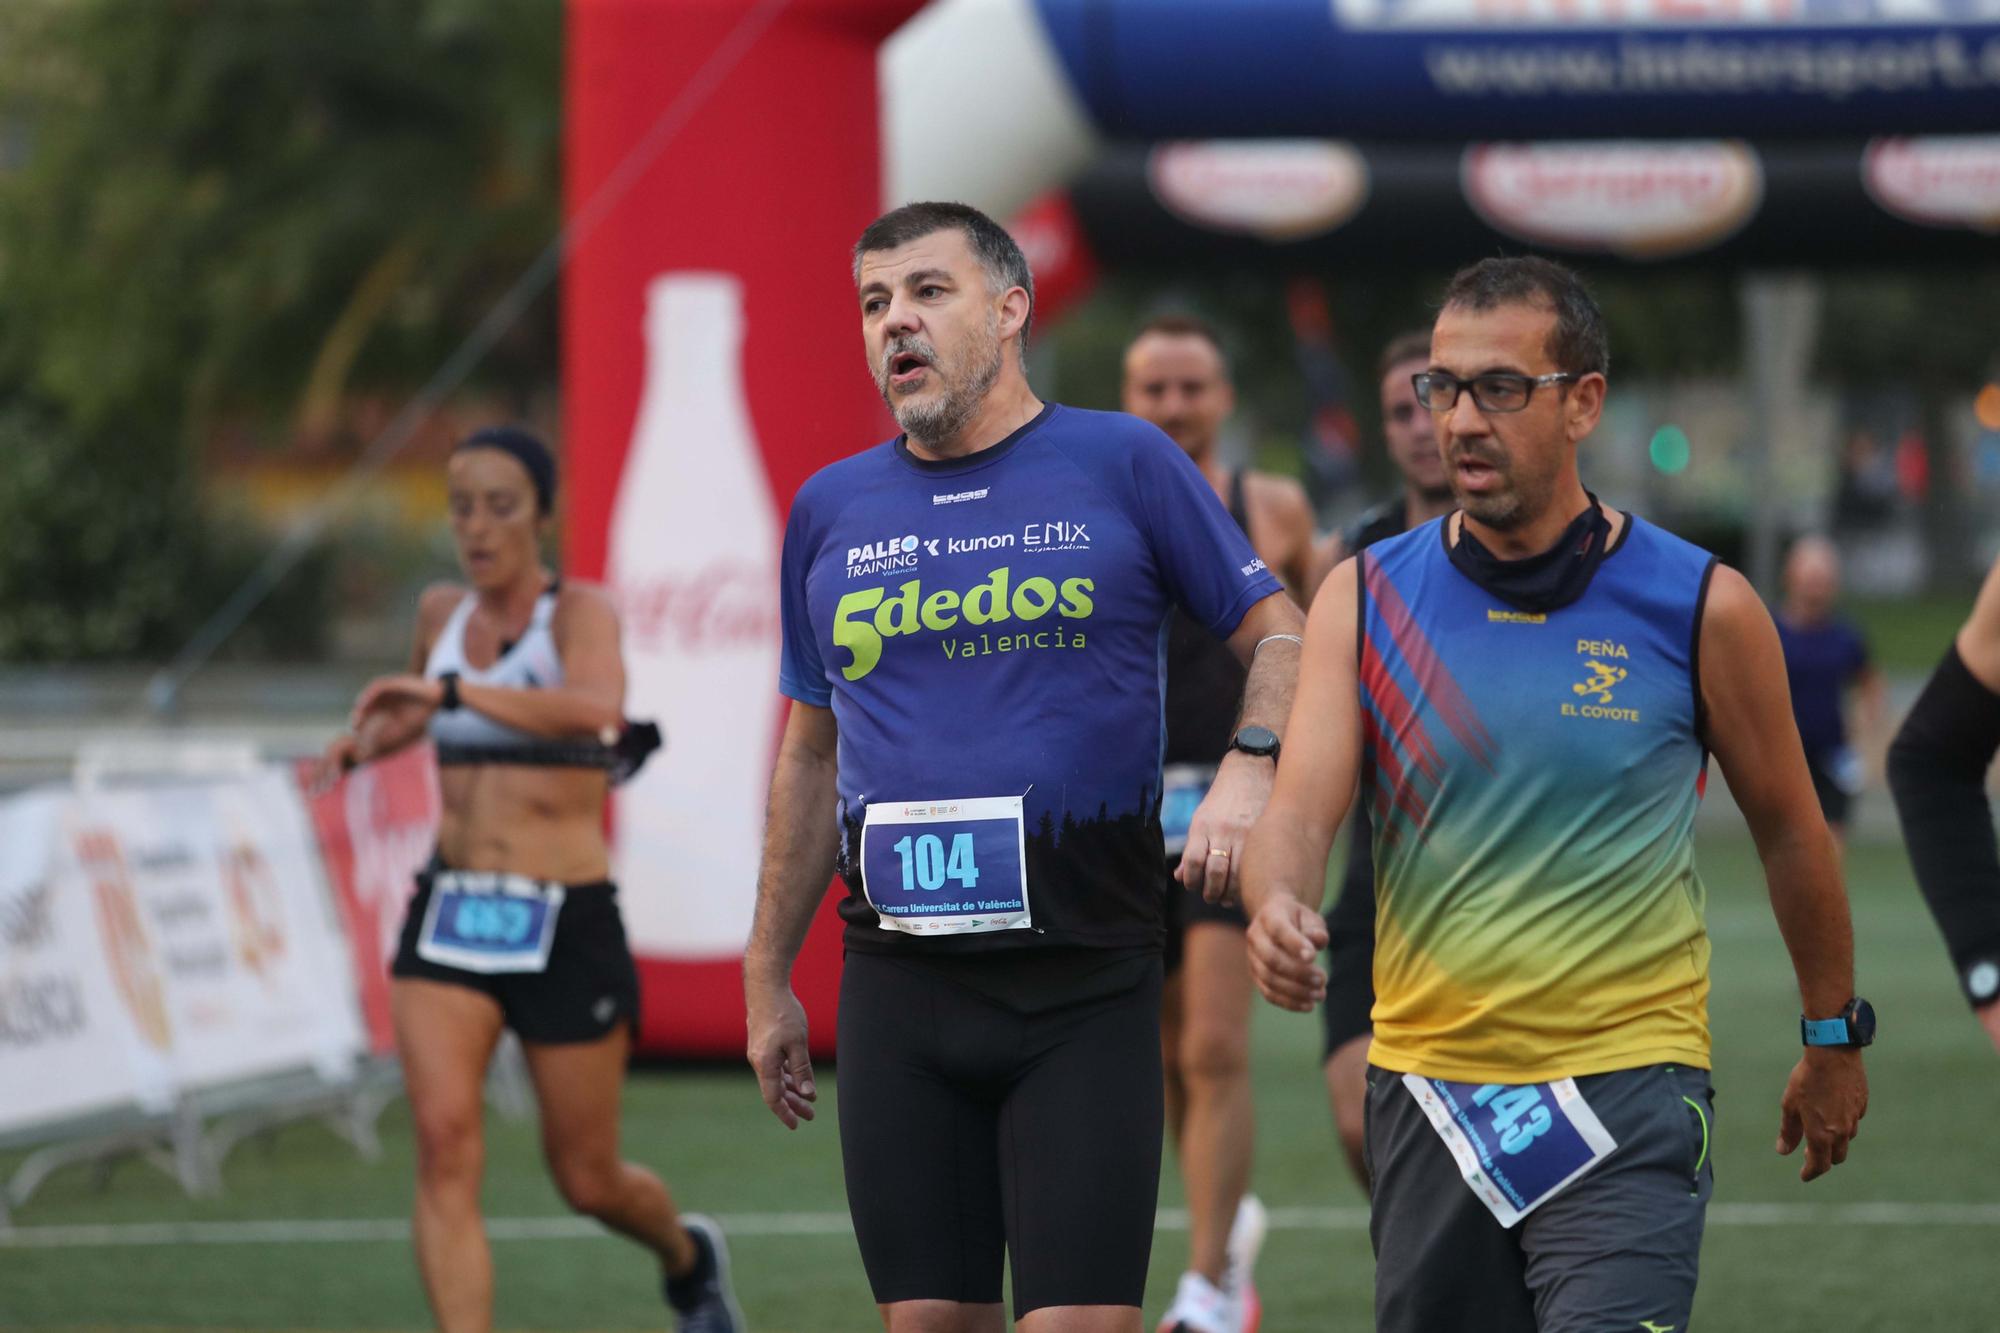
<box><xmin>318</xmin><ymin>426</ymin><xmax>740</xmax><ymax>1333</ymax></box>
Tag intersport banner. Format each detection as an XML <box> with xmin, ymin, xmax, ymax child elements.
<box><xmin>1028</xmin><ymin>0</ymin><xmax>2000</xmax><ymax>139</ymax></box>
<box><xmin>564</xmin><ymin>0</ymin><xmax>924</xmax><ymax>1057</ymax></box>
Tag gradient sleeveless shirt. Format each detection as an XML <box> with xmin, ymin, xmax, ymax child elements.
<box><xmin>1358</xmin><ymin>513</ymin><xmax>1719</xmax><ymax>1083</ymax></box>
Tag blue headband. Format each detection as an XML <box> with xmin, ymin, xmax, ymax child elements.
<box><xmin>456</xmin><ymin>426</ymin><xmax>556</xmax><ymax>516</ymax></box>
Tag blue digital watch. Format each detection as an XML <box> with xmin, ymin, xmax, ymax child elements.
<box><xmin>1800</xmin><ymin>997</ymin><xmax>1875</xmax><ymax>1048</ymax></box>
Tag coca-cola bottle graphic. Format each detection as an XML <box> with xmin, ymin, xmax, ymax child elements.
<box><xmin>607</xmin><ymin>273</ymin><xmax>781</xmax><ymax>959</ymax></box>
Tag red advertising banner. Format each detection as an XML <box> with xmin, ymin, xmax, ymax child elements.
<box><xmin>564</xmin><ymin>0</ymin><xmax>923</xmax><ymax>1057</ymax></box>
<box><xmin>296</xmin><ymin>747</ymin><xmax>441</xmax><ymax>1056</ymax></box>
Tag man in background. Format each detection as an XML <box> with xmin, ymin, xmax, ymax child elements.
<box><xmin>1774</xmin><ymin>535</ymin><xmax>1885</xmax><ymax>853</ymax></box>
<box><xmin>1122</xmin><ymin>314</ymin><xmax>1315</xmax><ymax>1333</ymax></box>
<box><xmin>1315</xmin><ymin>329</ymin><xmax>1458</xmax><ymax>1186</ymax></box>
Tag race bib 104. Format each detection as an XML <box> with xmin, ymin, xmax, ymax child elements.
<box><xmin>860</xmin><ymin>796</ymin><xmax>1031</xmax><ymax>937</ymax></box>
<box><xmin>1402</xmin><ymin>1073</ymin><xmax>1618</xmax><ymax>1228</ymax></box>
<box><xmin>416</xmin><ymin>871</ymin><xmax>565</xmax><ymax>974</ymax></box>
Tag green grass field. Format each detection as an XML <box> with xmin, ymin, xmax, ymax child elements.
<box><xmin>3</xmin><ymin>829</ymin><xmax>1996</xmax><ymax>1332</ymax></box>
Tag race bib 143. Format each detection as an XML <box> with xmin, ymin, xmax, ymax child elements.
<box><xmin>1402</xmin><ymin>1073</ymin><xmax>1618</xmax><ymax>1228</ymax></box>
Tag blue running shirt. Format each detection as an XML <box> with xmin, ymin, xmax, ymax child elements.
<box><xmin>779</xmin><ymin>404</ymin><xmax>1282</xmax><ymax>953</ymax></box>
<box><xmin>1773</xmin><ymin>615</ymin><xmax>1868</xmax><ymax>766</ymax></box>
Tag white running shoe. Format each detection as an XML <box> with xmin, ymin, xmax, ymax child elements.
<box><xmin>1222</xmin><ymin>1193</ymin><xmax>1268</xmax><ymax>1333</ymax></box>
<box><xmin>1157</xmin><ymin>1270</ymin><xmax>1230</xmax><ymax>1333</ymax></box>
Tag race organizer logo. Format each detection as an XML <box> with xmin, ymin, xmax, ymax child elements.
<box><xmin>1148</xmin><ymin>140</ymin><xmax>1371</xmax><ymax>241</ymax></box>
<box><xmin>221</xmin><ymin>837</ymin><xmax>287</xmax><ymax>981</ymax></box>
<box><xmin>73</xmin><ymin>827</ymin><xmax>172</xmax><ymax>1050</ymax></box>
<box><xmin>1463</xmin><ymin>141</ymin><xmax>1763</xmax><ymax>260</ymax></box>
<box><xmin>1562</xmin><ymin>638</ymin><xmax>1639</xmax><ymax>722</ymax></box>
<box><xmin>1864</xmin><ymin>136</ymin><xmax>2000</xmax><ymax>233</ymax></box>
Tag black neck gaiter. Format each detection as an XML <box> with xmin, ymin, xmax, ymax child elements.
<box><xmin>1446</xmin><ymin>496</ymin><xmax>1613</xmax><ymax>614</ymax></box>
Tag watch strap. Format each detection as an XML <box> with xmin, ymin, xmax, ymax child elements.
<box><xmin>438</xmin><ymin>671</ymin><xmax>462</xmax><ymax>712</ymax></box>
<box><xmin>1800</xmin><ymin>1015</ymin><xmax>1851</xmax><ymax>1046</ymax></box>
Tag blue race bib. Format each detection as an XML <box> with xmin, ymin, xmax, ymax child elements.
<box><xmin>1159</xmin><ymin>763</ymin><xmax>1216</xmax><ymax>858</ymax></box>
<box><xmin>1402</xmin><ymin>1074</ymin><xmax>1618</xmax><ymax>1228</ymax></box>
<box><xmin>860</xmin><ymin>795</ymin><xmax>1031</xmax><ymax>937</ymax></box>
<box><xmin>416</xmin><ymin>871</ymin><xmax>565</xmax><ymax>974</ymax></box>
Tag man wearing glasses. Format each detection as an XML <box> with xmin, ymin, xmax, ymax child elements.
<box><xmin>1241</xmin><ymin>257</ymin><xmax>1870</xmax><ymax>1333</ymax></box>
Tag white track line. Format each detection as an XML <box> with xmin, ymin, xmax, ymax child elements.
<box><xmin>3</xmin><ymin>1203</ymin><xmax>1997</xmax><ymax>1249</ymax></box>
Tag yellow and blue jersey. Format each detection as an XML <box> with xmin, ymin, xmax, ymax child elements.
<box><xmin>1358</xmin><ymin>515</ymin><xmax>1719</xmax><ymax>1083</ymax></box>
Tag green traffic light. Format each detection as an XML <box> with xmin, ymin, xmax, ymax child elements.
<box><xmin>1649</xmin><ymin>425</ymin><xmax>1691</xmax><ymax>475</ymax></box>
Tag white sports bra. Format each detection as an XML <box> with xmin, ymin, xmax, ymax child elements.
<box><xmin>425</xmin><ymin>588</ymin><xmax>566</xmax><ymax>754</ymax></box>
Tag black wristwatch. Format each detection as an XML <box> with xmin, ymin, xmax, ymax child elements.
<box><xmin>437</xmin><ymin>670</ymin><xmax>462</xmax><ymax>712</ymax></box>
<box><xmin>1229</xmin><ymin>725</ymin><xmax>1281</xmax><ymax>762</ymax></box>
<box><xmin>1800</xmin><ymin>996</ymin><xmax>1876</xmax><ymax>1049</ymax></box>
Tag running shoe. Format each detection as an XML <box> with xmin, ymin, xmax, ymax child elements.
<box><xmin>664</xmin><ymin>1214</ymin><xmax>745</xmax><ymax>1332</ymax></box>
<box><xmin>1222</xmin><ymin>1193</ymin><xmax>1268</xmax><ymax>1333</ymax></box>
<box><xmin>1158</xmin><ymin>1270</ymin><xmax>1230</xmax><ymax>1333</ymax></box>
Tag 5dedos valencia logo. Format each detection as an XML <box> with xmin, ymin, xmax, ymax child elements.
<box><xmin>834</xmin><ymin>566</ymin><xmax>1095</xmax><ymax>681</ymax></box>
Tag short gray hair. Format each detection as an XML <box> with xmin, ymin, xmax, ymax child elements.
<box><xmin>854</xmin><ymin>201</ymin><xmax>1035</xmax><ymax>357</ymax></box>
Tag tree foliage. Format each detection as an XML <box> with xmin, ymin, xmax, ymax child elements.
<box><xmin>0</xmin><ymin>0</ymin><xmax>562</xmax><ymax>661</ymax></box>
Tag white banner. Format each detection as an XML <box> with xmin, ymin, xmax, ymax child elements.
<box><xmin>0</xmin><ymin>769</ymin><xmax>369</xmax><ymax>1138</ymax></box>
<box><xmin>55</xmin><ymin>772</ymin><xmax>364</xmax><ymax>1096</ymax></box>
<box><xmin>0</xmin><ymin>789</ymin><xmax>158</xmax><ymax>1128</ymax></box>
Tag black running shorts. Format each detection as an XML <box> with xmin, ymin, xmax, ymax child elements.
<box><xmin>391</xmin><ymin>862</ymin><xmax>640</xmax><ymax>1044</ymax></box>
<box><xmin>1162</xmin><ymin>862</ymin><xmax>1249</xmax><ymax>976</ymax></box>
<box><xmin>1806</xmin><ymin>755</ymin><xmax>1855</xmax><ymax>829</ymax></box>
<box><xmin>836</xmin><ymin>949</ymin><xmax>1164</xmax><ymax>1317</ymax></box>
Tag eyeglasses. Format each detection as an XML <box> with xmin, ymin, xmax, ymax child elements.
<box><xmin>1412</xmin><ymin>371</ymin><xmax>1578</xmax><ymax>414</ymax></box>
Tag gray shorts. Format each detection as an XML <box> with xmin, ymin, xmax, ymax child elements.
<box><xmin>1366</xmin><ymin>1062</ymin><xmax>1715</xmax><ymax>1333</ymax></box>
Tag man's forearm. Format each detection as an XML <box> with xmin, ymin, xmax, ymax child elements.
<box><xmin>1761</xmin><ymin>822</ymin><xmax>1857</xmax><ymax>1016</ymax></box>
<box><xmin>1238</xmin><ymin>638</ymin><xmax>1301</xmax><ymax>734</ymax></box>
<box><xmin>744</xmin><ymin>747</ymin><xmax>841</xmax><ymax>988</ymax></box>
<box><xmin>1241</xmin><ymin>813</ymin><xmax>1328</xmax><ymax>917</ymax></box>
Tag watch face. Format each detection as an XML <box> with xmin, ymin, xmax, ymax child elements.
<box><xmin>1234</xmin><ymin>725</ymin><xmax>1280</xmax><ymax>755</ymax></box>
<box><xmin>1849</xmin><ymin>998</ymin><xmax>1877</xmax><ymax>1045</ymax></box>
<box><xmin>1968</xmin><ymin>961</ymin><xmax>2000</xmax><ymax>1004</ymax></box>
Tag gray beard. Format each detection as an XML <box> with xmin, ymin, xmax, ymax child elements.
<box><xmin>1459</xmin><ymin>489</ymin><xmax>1524</xmax><ymax>529</ymax></box>
<box><xmin>883</xmin><ymin>332</ymin><xmax>1003</xmax><ymax>448</ymax></box>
